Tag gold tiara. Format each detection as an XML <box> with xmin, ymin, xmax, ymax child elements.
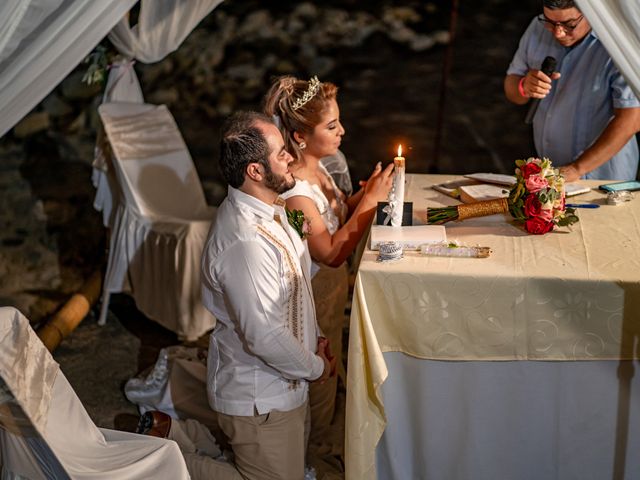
<box><xmin>292</xmin><ymin>76</ymin><xmax>320</xmax><ymax>111</ymax></box>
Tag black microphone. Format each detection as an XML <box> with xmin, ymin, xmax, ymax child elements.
<box><xmin>524</xmin><ymin>56</ymin><xmax>557</xmax><ymax>125</ymax></box>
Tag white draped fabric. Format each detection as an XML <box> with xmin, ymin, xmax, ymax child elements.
<box><xmin>92</xmin><ymin>59</ymin><xmax>144</xmax><ymax>228</ymax></box>
<box><xmin>108</xmin><ymin>0</ymin><xmax>224</xmax><ymax>64</ymax></box>
<box><xmin>0</xmin><ymin>0</ymin><xmax>137</xmax><ymax>138</ymax></box>
<box><xmin>0</xmin><ymin>307</ymin><xmax>190</xmax><ymax>480</ymax></box>
<box><xmin>377</xmin><ymin>352</ymin><xmax>640</xmax><ymax>480</ymax></box>
<box><xmin>577</xmin><ymin>0</ymin><xmax>640</xmax><ymax>99</ymax></box>
<box><xmin>0</xmin><ymin>0</ymin><xmax>63</xmax><ymax>65</ymax></box>
<box><xmin>100</xmin><ymin>0</ymin><xmax>224</xmax><ymax>106</ymax></box>
<box><xmin>0</xmin><ymin>309</ymin><xmax>59</xmax><ymax>435</ymax></box>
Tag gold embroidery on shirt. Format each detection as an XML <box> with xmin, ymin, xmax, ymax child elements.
<box><xmin>257</xmin><ymin>225</ymin><xmax>304</xmax><ymax>389</ymax></box>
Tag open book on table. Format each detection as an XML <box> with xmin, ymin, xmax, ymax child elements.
<box><xmin>432</xmin><ymin>173</ymin><xmax>591</xmax><ymax>203</ymax></box>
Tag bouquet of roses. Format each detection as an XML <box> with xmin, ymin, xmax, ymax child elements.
<box><xmin>427</xmin><ymin>157</ymin><xmax>579</xmax><ymax>234</ymax></box>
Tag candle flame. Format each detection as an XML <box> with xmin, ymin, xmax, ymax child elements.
<box><xmin>397</xmin><ymin>145</ymin><xmax>403</xmax><ymax>157</ymax></box>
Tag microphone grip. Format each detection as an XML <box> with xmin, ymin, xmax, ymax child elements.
<box><xmin>524</xmin><ymin>56</ymin><xmax>557</xmax><ymax>125</ymax></box>
<box><xmin>524</xmin><ymin>99</ymin><xmax>541</xmax><ymax>125</ymax></box>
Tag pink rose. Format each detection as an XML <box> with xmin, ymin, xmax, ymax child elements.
<box><xmin>525</xmin><ymin>175</ymin><xmax>549</xmax><ymax>193</ymax></box>
<box><xmin>302</xmin><ymin>220</ymin><xmax>312</xmax><ymax>237</ymax></box>
<box><xmin>521</xmin><ymin>162</ymin><xmax>542</xmax><ymax>179</ymax></box>
<box><xmin>524</xmin><ymin>217</ymin><xmax>554</xmax><ymax>234</ymax></box>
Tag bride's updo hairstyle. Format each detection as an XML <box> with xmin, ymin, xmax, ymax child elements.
<box><xmin>264</xmin><ymin>75</ymin><xmax>338</xmax><ymax>163</ymax></box>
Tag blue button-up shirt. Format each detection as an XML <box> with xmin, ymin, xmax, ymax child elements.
<box><xmin>507</xmin><ymin>17</ymin><xmax>640</xmax><ymax>180</ymax></box>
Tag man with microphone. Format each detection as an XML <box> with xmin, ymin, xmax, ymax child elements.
<box><xmin>504</xmin><ymin>0</ymin><xmax>640</xmax><ymax>181</ymax></box>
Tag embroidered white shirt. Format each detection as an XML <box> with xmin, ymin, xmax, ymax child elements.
<box><xmin>201</xmin><ymin>186</ymin><xmax>324</xmax><ymax>416</ymax></box>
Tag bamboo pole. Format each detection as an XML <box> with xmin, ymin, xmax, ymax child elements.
<box><xmin>37</xmin><ymin>270</ymin><xmax>102</xmax><ymax>352</ymax></box>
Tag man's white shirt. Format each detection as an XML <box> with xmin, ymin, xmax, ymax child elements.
<box><xmin>202</xmin><ymin>186</ymin><xmax>324</xmax><ymax>416</ymax></box>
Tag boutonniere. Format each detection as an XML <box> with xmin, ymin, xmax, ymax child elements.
<box><xmin>286</xmin><ymin>208</ymin><xmax>312</xmax><ymax>239</ymax></box>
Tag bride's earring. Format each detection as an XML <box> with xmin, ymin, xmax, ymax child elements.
<box><xmin>299</xmin><ymin>141</ymin><xmax>307</xmax><ymax>150</ymax></box>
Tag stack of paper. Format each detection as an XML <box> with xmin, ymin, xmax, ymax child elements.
<box><xmin>370</xmin><ymin>225</ymin><xmax>447</xmax><ymax>251</ymax></box>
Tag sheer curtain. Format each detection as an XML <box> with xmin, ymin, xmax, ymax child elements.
<box><xmin>577</xmin><ymin>0</ymin><xmax>640</xmax><ymax>98</ymax></box>
<box><xmin>108</xmin><ymin>0</ymin><xmax>224</xmax><ymax>64</ymax></box>
<box><xmin>0</xmin><ymin>0</ymin><xmax>64</xmax><ymax>65</ymax></box>
<box><xmin>103</xmin><ymin>0</ymin><xmax>224</xmax><ymax>104</ymax></box>
<box><xmin>0</xmin><ymin>0</ymin><xmax>137</xmax><ymax>138</ymax></box>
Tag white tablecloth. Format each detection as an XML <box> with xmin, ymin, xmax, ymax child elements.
<box><xmin>377</xmin><ymin>352</ymin><xmax>640</xmax><ymax>480</ymax></box>
<box><xmin>345</xmin><ymin>175</ymin><xmax>640</xmax><ymax>479</ymax></box>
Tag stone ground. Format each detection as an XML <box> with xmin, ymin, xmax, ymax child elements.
<box><xmin>0</xmin><ymin>0</ymin><xmax>541</xmax><ymax>470</ymax></box>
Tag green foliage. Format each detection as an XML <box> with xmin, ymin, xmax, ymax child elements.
<box><xmin>82</xmin><ymin>45</ymin><xmax>113</xmax><ymax>86</ymax></box>
<box><xmin>555</xmin><ymin>207</ymin><xmax>580</xmax><ymax>227</ymax></box>
<box><xmin>286</xmin><ymin>208</ymin><xmax>308</xmax><ymax>239</ymax></box>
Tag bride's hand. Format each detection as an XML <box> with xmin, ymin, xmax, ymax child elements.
<box><xmin>362</xmin><ymin>162</ymin><xmax>394</xmax><ymax>207</ymax></box>
<box><xmin>356</xmin><ymin>162</ymin><xmax>384</xmax><ymax>190</ymax></box>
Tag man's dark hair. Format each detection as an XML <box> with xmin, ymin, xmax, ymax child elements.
<box><xmin>543</xmin><ymin>0</ymin><xmax>577</xmax><ymax>9</ymax></box>
<box><xmin>219</xmin><ymin>111</ymin><xmax>273</xmax><ymax>189</ymax></box>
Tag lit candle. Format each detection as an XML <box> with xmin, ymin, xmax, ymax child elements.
<box><xmin>390</xmin><ymin>144</ymin><xmax>405</xmax><ymax>227</ymax></box>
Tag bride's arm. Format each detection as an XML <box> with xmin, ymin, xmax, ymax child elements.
<box><xmin>345</xmin><ymin>187</ymin><xmax>365</xmax><ymax>214</ymax></box>
<box><xmin>345</xmin><ymin>162</ymin><xmax>388</xmax><ymax>215</ymax></box>
<box><xmin>286</xmin><ymin>162</ymin><xmax>394</xmax><ymax>267</ymax></box>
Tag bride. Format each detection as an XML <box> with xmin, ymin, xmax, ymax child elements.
<box><xmin>264</xmin><ymin>75</ymin><xmax>393</xmax><ymax>268</ymax></box>
<box><xmin>263</xmin><ymin>75</ymin><xmax>393</xmax><ymax>450</ymax></box>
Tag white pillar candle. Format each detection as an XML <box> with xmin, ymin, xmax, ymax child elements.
<box><xmin>390</xmin><ymin>145</ymin><xmax>405</xmax><ymax>227</ymax></box>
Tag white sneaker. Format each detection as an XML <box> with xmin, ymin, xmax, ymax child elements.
<box><xmin>124</xmin><ymin>348</ymin><xmax>169</xmax><ymax>403</ymax></box>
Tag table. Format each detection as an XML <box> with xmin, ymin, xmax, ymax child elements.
<box><xmin>345</xmin><ymin>174</ymin><xmax>640</xmax><ymax>480</ymax></box>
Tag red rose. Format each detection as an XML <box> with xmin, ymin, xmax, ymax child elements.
<box><xmin>523</xmin><ymin>194</ymin><xmax>542</xmax><ymax>218</ymax></box>
<box><xmin>520</xmin><ymin>162</ymin><xmax>542</xmax><ymax>179</ymax></box>
<box><xmin>524</xmin><ymin>217</ymin><xmax>554</xmax><ymax>234</ymax></box>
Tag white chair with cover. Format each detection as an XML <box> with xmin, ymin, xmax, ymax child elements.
<box><xmin>0</xmin><ymin>306</ymin><xmax>191</xmax><ymax>479</ymax></box>
<box><xmin>97</xmin><ymin>102</ymin><xmax>216</xmax><ymax>341</ymax></box>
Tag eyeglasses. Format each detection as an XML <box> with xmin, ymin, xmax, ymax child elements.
<box><xmin>537</xmin><ymin>14</ymin><xmax>584</xmax><ymax>33</ymax></box>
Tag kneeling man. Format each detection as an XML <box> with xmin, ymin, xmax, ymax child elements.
<box><xmin>201</xmin><ymin>111</ymin><xmax>332</xmax><ymax>479</ymax></box>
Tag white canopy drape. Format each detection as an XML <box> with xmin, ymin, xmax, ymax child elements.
<box><xmin>577</xmin><ymin>0</ymin><xmax>640</xmax><ymax>99</ymax></box>
<box><xmin>103</xmin><ymin>0</ymin><xmax>224</xmax><ymax>104</ymax></box>
<box><xmin>0</xmin><ymin>0</ymin><xmax>137</xmax><ymax>138</ymax></box>
<box><xmin>109</xmin><ymin>0</ymin><xmax>224</xmax><ymax>64</ymax></box>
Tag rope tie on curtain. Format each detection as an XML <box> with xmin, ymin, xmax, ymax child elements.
<box><xmin>104</xmin><ymin>58</ymin><xmax>137</xmax><ymax>99</ymax></box>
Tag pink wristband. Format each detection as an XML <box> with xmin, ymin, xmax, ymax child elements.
<box><xmin>518</xmin><ymin>77</ymin><xmax>528</xmax><ymax>98</ymax></box>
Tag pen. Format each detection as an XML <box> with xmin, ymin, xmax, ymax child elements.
<box><xmin>566</xmin><ymin>203</ymin><xmax>600</xmax><ymax>209</ymax></box>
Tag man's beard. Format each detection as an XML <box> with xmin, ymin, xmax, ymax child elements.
<box><xmin>264</xmin><ymin>168</ymin><xmax>295</xmax><ymax>194</ymax></box>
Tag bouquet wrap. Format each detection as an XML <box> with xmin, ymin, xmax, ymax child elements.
<box><xmin>457</xmin><ymin>198</ymin><xmax>508</xmax><ymax>220</ymax></box>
